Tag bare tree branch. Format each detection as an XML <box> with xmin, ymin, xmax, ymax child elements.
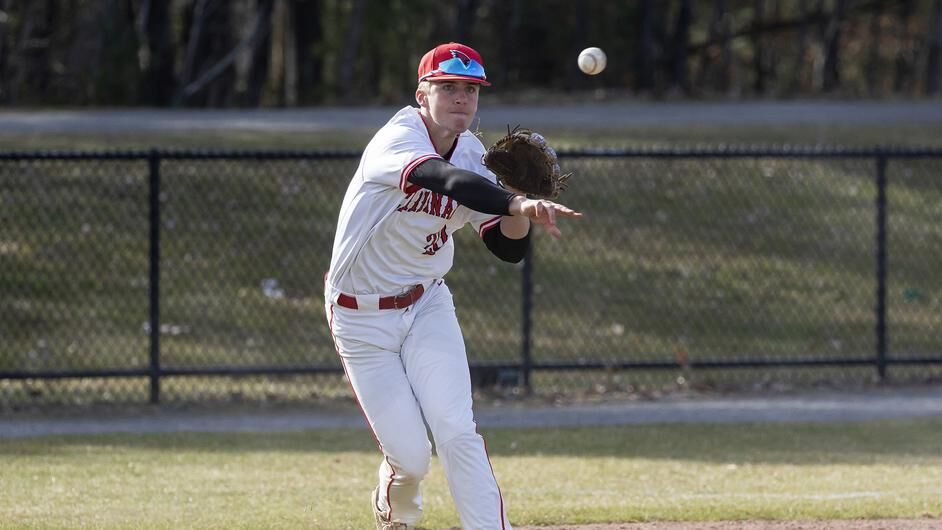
<box><xmin>178</xmin><ymin>3</ymin><xmax>272</xmax><ymax>104</ymax></box>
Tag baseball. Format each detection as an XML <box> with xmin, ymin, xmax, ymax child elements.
<box><xmin>578</xmin><ymin>47</ymin><xmax>607</xmax><ymax>75</ymax></box>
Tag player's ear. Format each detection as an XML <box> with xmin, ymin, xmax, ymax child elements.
<box><xmin>415</xmin><ymin>82</ymin><xmax>429</xmax><ymax>108</ymax></box>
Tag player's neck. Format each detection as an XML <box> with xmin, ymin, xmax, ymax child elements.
<box><xmin>419</xmin><ymin>110</ymin><xmax>461</xmax><ymax>156</ymax></box>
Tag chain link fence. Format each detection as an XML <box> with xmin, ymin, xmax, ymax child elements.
<box><xmin>1</xmin><ymin>148</ymin><xmax>940</xmax><ymax>408</ymax></box>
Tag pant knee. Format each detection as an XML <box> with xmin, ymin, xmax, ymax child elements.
<box><xmin>432</xmin><ymin>417</ymin><xmax>478</xmax><ymax>449</ymax></box>
<box><xmin>388</xmin><ymin>443</ymin><xmax>431</xmax><ymax>480</ymax></box>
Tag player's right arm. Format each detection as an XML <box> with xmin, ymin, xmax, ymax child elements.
<box><xmin>410</xmin><ymin>159</ymin><xmax>528</xmax><ymax>262</ymax></box>
<box><xmin>409</xmin><ymin>159</ymin><xmax>581</xmax><ymax>262</ymax></box>
<box><xmin>409</xmin><ymin>158</ymin><xmax>516</xmax><ymax>215</ymax></box>
<box><xmin>410</xmin><ymin>159</ymin><xmax>581</xmax><ymax>237</ymax></box>
<box><xmin>506</xmin><ymin>195</ymin><xmax>582</xmax><ymax>239</ymax></box>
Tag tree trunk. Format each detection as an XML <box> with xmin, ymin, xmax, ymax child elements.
<box><xmin>180</xmin><ymin>1</ymin><xmax>271</xmax><ymax>107</ymax></box>
<box><xmin>822</xmin><ymin>0</ymin><xmax>847</xmax><ymax>92</ymax></box>
<box><xmin>293</xmin><ymin>0</ymin><xmax>322</xmax><ymax>104</ymax></box>
<box><xmin>282</xmin><ymin>0</ymin><xmax>297</xmax><ymax>106</ymax></box>
<box><xmin>790</xmin><ymin>0</ymin><xmax>811</xmax><ymax>94</ymax></box>
<box><xmin>927</xmin><ymin>0</ymin><xmax>942</xmax><ymax>95</ymax></box>
<box><xmin>753</xmin><ymin>0</ymin><xmax>767</xmax><ymax>94</ymax></box>
<box><xmin>652</xmin><ymin>2</ymin><xmax>670</xmax><ymax>94</ymax></box>
<box><xmin>499</xmin><ymin>0</ymin><xmax>522</xmax><ymax>85</ymax></box>
<box><xmin>767</xmin><ymin>0</ymin><xmax>781</xmax><ymax>90</ymax></box>
<box><xmin>454</xmin><ymin>0</ymin><xmax>477</xmax><ymax>43</ymax></box>
<box><xmin>671</xmin><ymin>0</ymin><xmax>693</xmax><ymax>94</ymax></box>
<box><xmin>696</xmin><ymin>0</ymin><xmax>730</xmax><ymax>95</ymax></box>
<box><xmin>139</xmin><ymin>0</ymin><xmax>175</xmax><ymax>106</ymax></box>
<box><xmin>866</xmin><ymin>0</ymin><xmax>885</xmax><ymax>96</ymax></box>
<box><xmin>177</xmin><ymin>0</ymin><xmax>238</xmax><ymax>107</ymax></box>
<box><xmin>96</xmin><ymin>0</ymin><xmax>141</xmax><ymax>105</ymax></box>
<box><xmin>0</xmin><ymin>0</ymin><xmax>10</xmax><ymax>103</ymax></box>
<box><xmin>178</xmin><ymin>0</ymin><xmax>213</xmax><ymax>101</ymax></box>
<box><xmin>204</xmin><ymin>1</ymin><xmax>236</xmax><ymax>107</ymax></box>
<box><xmin>717</xmin><ymin>0</ymin><xmax>732</xmax><ymax>94</ymax></box>
<box><xmin>636</xmin><ymin>0</ymin><xmax>655</xmax><ymax>92</ymax></box>
<box><xmin>245</xmin><ymin>0</ymin><xmax>275</xmax><ymax>107</ymax></box>
<box><xmin>10</xmin><ymin>0</ymin><xmax>57</xmax><ymax>104</ymax></box>
<box><xmin>567</xmin><ymin>2</ymin><xmax>588</xmax><ymax>90</ymax></box>
<box><xmin>894</xmin><ymin>0</ymin><xmax>915</xmax><ymax>93</ymax></box>
<box><xmin>338</xmin><ymin>0</ymin><xmax>366</xmax><ymax>102</ymax></box>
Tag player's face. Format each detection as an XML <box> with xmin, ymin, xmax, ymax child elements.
<box><xmin>419</xmin><ymin>80</ymin><xmax>480</xmax><ymax>135</ymax></box>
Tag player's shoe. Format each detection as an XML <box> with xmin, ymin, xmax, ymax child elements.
<box><xmin>372</xmin><ymin>487</ymin><xmax>408</xmax><ymax>530</ymax></box>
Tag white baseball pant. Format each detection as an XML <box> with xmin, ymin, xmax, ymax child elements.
<box><xmin>326</xmin><ymin>280</ymin><xmax>511</xmax><ymax>529</ymax></box>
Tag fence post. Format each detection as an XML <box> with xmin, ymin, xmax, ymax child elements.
<box><xmin>148</xmin><ymin>150</ymin><xmax>162</xmax><ymax>404</ymax></box>
<box><xmin>875</xmin><ymin>155</ymin><xmax>888</xmax><ymax>381</ymax></box>
<box><xmin>521</xmin><ymin>240</ymin><xmax>533</xmax><ymax>393</ymax></box>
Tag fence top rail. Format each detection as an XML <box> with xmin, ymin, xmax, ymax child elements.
<box><xmin>0</xmin><ymin>145</ymin><xmax>941</xmax><ymax>160</ymax></box>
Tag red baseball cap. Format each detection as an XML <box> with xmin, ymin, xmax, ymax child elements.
<box><xmin>417</xmin><ymin>42</ymin><xmax>491</xmax><ymax>86</ymax></box>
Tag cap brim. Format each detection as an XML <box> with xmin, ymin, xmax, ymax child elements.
<box><xmin>423</xmin><ymin>74</ymin><xmax>491</xmax><ymax>86</ymax></box>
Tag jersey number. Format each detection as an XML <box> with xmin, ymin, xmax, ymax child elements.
<box><xmin>423</xmin><ymin>226</ymin><xmax>448</xmax><ymax>256</ymax></box>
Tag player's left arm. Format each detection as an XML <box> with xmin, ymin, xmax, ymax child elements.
<box><xmin>481</xmin><ymin>223</ymin><xmax>529</xmax><ymax>263</ymax></box>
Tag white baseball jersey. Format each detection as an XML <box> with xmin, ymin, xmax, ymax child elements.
<box><xmin>326</xmin><ymin>106</ymin><xmax>502</xmax><ymax>296</ymax></box>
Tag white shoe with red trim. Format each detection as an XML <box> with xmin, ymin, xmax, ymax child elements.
<box><xmin>372</xmin><ymin>487</ymin><xmax>408</xmax><ymax>530</ymax></box>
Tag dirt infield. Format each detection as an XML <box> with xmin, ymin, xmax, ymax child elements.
<box><xmin>513</xmin><ymin>520</ymin><xmax>942</xmax><ymax>530</ymax></box>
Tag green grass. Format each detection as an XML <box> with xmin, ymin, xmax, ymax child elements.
<box><xmin>0</xmin><ymin>419</ymin><xmax>940</xmax><ymax>529</ymax></box>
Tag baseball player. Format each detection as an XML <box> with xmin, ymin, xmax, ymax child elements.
<box><xmin>324</xmin><ymin>42</ymin><xmax>581</xmax><ymax>530</ymax></box>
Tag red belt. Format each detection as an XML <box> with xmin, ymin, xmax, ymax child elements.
<box><xmin>336</xmin><ymin>284</ymin><xmax>425</xmax><ymax>310</ymax></box>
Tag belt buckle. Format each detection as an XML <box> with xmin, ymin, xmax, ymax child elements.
<box><xmin>395</xmin><ymin>285</ymin><xmax>416</xmax><ymax>309</ymax></box>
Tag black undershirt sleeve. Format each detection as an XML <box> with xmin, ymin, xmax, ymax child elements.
<box><xmin>409</xmin><ymin>157</ymin><xmax>529</xmax><ymax>262</ymax></box>
<box><xmin>482</xmin><ymin>224</ymin><xmax>530</xmax><ymax>263</ymax></box>
<box><xmin>409</xmin><ymin>158</ymin><xmax>516</xmax><ymax>216</ymax></box>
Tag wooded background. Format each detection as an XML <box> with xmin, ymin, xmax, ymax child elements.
<box><xmin>2</xmin><ymin>0</ymin><xmax>941</xmax><ymax>107</ymax></box>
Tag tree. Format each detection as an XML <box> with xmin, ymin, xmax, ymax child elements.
<box><xmin>698</xmin><ymin>0</ymin><xmax>732</xmax><ymax>94</ymax></box>
<box><xmin>337</xmin><ymin>0</ymin><xmax>366</xmax><ymax>103</ymax></box>
<box><xmin>823</xmin><ymin>0</ymin><xmax>848</xmax><ymax>92</ymax></box>
<box><xmin>567</xmin><ymin>1</ymin><xmax>589</xmax><ymax>90</ymax></box>
<box><xmin>293</xmin><ymin>0</ymin><xmax>323</xmax><ymax>105</ymax></box>
<box><xmin>894</xmin><ymin>0</ymin><xmax>916</xmax><ymax>93</ymax></box>
<box><xmin>927</xmin><ymin>0</ymin><xmax>942</xmax><ymax>94</ymax></box>
<box><xmin>716</xmin><ymin>0</ymin><xmax>733</xmax><ymax>93</ymax></box>
<box><xmin>138</xmin><ymin>0</ymin><xmax>174</xmax><ymax>106</ymax></box>
<box><xmin>454</xmin><ymin>0</ymin><xmax>478</xmax><ymax>43</ymax></box>
<box><xmin>635</xmin><ymin>0</ymin><xmax>656</xmax><ymax>92</ymax></box>
<box><xmin>753</xmin><ymin>0</ymin><xmax>769</xmax><ymax>94</ymax></box>
<box><xmin>866</xmin><ymin>0</ymin><xmax>886</xmax><ymax>96</ymax></box>
<box><xmin>244</xmin><ymin>0</ymin><xmax>276</xmax><ymax>107</ymax></box>
<box><xmin>95</xmin><ymin>0</ymin><xmax>142</xmax><ymax>104</ymax></box>
<box><xmin>671</xmin><ymin>0</ymin><xmax>694</xmax><ymax>95</ymax></box>
<box><xmin>0</xmin><ymin>0</ymin><xmax>10</xmax><ymax>103</ymax></box>
<box><xmin>9</xmin><ymin>0</ymin><xmax>56</xmax><ymax>104</ymax></box>
<box><xmin>177</xmin><ymin>0</ymin><xmax>237</xmax><ymax>107</ymax></box>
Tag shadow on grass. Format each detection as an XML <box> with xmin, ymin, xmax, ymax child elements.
<box><xmin>2</xmin><ymin>419</ymin><xmax>940</xmax><ymax>465</ymax></box>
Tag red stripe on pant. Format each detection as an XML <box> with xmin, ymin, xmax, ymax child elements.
<box><xmin>328</xmin><ymin>305</ymin><xmax>398</xmax><ymax>521</ymax></box>
<box><xmin>479</xmin><ymin>425</ymin><xmax>508</xmax><ymax>530</ymax></box>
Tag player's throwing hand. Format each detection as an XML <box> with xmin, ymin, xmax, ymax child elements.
<box><xmin>509</xmin><ymin>197</ymin><xmax>583</xmax><ymax>238</ymax></box>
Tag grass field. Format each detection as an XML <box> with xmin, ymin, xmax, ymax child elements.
<box><xmin>1</xmin><ymin>419</ymin><xmax>940</xmax><ymax>529</ymax></box>
<box><xmin>2</xmin><ymin>122</ymin><xmax>941</xmax><ymax>406</ymax></box>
